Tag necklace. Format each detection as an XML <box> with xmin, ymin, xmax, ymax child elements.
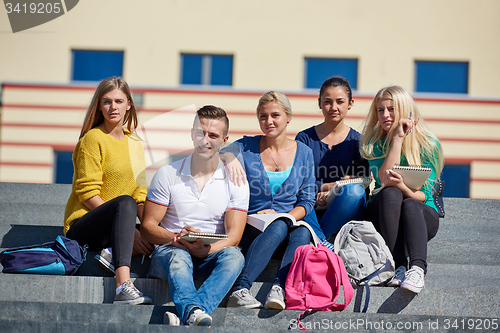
<box><xmin>268</xmin><ymin>139</ymin><xmax>289</xmax><ymax>172</ymax></box>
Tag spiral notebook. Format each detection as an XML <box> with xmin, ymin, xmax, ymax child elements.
<box><xmin>181</xmin><ymin>232</ymin><xmax>228</xmax><ymax>245</ymax></box>
<box><xmin>318</xmin><ymin>177</ymin><xmax>373</xmax><ymax>210</ymax></box>
<box><xmin>393</xmin><ymin>165</ymin><xmax>431</xmax><ymax>190</ymax></box>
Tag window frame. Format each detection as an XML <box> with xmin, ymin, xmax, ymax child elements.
<box><xmin>304</xmin><ymin>57</ymin><xmax>358</xmax><ymax>90</ymax></box>
<box><xmin>71</xmin><ymin>49</ymin><xmax>125</xmax><ymax>82</ymax></box>
<box><xmin>180</xmin><ymin>53</ymin><xmax>234</xmax><ymax>86</ymax></box>
<box><xmin>415</xmin><ymin>60</ymin><xmax>469</xmax><ymax>94</ymax></box>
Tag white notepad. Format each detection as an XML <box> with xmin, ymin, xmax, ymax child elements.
<box><xmin>393</xmin><ymin>165</ymin><xmax>431</xmax><ymax>190</ymax></box>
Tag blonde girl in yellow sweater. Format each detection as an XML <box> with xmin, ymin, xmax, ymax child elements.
<box><xmin>64</xmin><ymin>77</ymin><xmax>152</xmax><ymax>305</ymax></box>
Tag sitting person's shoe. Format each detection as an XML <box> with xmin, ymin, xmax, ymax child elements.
<box><xmin>187</xmin><ymin>308</ymin><xmax>212</xmax><ymax>326</ymax></box>
<box><xmin>387</xmin><ymin>265</ymin><xmax>407</xmax><ymax>287</ymax></box>
<box><xmin>265</xmin><ymin>285</ymin><xmax>285</xmax><ymax>310</ymax></box>
<box><xmin>113</xmin><ymin>280</ymin><xmax>152</xmax><ymax>305</ymax></box>
<box><xmin>227</xmin><ymin>288</ymin><xmax>262</xmax><ymax>308</ymax></box>
<box><xmin>95</xmin><ymin>248</ymin><xmax>114</xmax><ymax>274</ymax></box>
<box><xmin>164</xmin><ymin>311</ymin><xmax>180</xmax><ymax>326</ymax></box>
<box><xmin>400</xmin><ymin>266</ymin><xmax>425</xmax><ymax>293</ymax></box>
<box><xmin>95</xmin><ymin>248</ymin><xmax>139</xmax><ymax>278</ymax></box>
<box><xmin>320</xmin><ymin>239</ymin><xmax>335</xmax><ymax>252</ymax></box>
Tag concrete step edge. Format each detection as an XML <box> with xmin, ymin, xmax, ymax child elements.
<box><xmin>2</xmin><ymin>310</ymin><xmax>500</xmax><ymax>333</ymax></box>
<box><xmin>0</xmin><ymin>274</ymin><xmax>498</xmax><ymax>317</ymax></box>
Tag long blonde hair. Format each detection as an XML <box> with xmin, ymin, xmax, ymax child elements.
<box><xmin>360</xmin><ymin>86</ymin><xmax>444</xmax><ymax>179</ymax></box>
<box><xmin>79</xmin><ymin>77</ymin><xmax>138</xmax><ymax>139</ymax></box>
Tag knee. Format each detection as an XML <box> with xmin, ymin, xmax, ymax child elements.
<box><xmin>220</xmin><ymin>247</ymin><xmax>245</xmax><ymax>271</ymax></box>
<box><xmin>353</xmin><ymin>184</ymin><xmax>367</xmax><ymax>202</ymax></box>
<box><xmin>265</xmin><ymin>218</ymin><xmax>289</xmax><ymax>236</ymax></box>
<box><xmin>291</xmin><ymin>226</ymin><xmax>311</xmax><ymax>243</ymax></box>
<box><xmin>116</xmin><ymin>195</ymin><xmax>137</xmax><ymax>214</ymax></box>
<box><xmin>343</xmin><ymin>184</ymin><xmax>366</xmax><ymax>197</ymax></box>
<box><xmin>154</xmin><ymin>246</ymin><xmax>191</xmax><ymax>268</ymax></box>
<box><xmin>380</xmin><ymin>186</ymin><xmax>403</xmax><ymax>201</ymax></box>
<box><xmin>348</xmin><ymin>184</ymin><xmax>367</xmax><ymax>203</ymax></box>
<box><xmin>336</xmin><ymin>184</ymin><xmax>366</xmax><ymax>206</ymax></box>
<box><xmin>402</xmin><ymin>198</ymin><xmax>421</xmax><ymax>213</ymax></box>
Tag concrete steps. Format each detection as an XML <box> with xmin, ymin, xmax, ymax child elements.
<box><xmin>0</xmin><ymin>263</ymin><xmax>498</xmax><ymax>316</ymax></box>
<box><xmin>1</xmin><ymin>301</ymin><xmax>499</xmax><ymax>333</ymax></box>
<box><xmin>1</xmin><ymin>182</ymin><xmax>500</xmax><ymax>331</ymax></box>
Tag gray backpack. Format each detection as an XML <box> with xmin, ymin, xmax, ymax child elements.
<box><xmin>334</xmin><ymin>221</ymin><xmax>395</xmax><ymax>311</ymax></box>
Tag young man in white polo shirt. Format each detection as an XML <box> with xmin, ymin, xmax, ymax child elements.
<box><xmin>141</xmin><ymin>105</ymin><xmax>249</xmax><ymax>327</ymax></box>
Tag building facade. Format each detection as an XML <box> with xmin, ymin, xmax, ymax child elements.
<box><xmin>1</xmin><ymin>0</ymin><xmax>499</xmax><ymax>198</ymax></box>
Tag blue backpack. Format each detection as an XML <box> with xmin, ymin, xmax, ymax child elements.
<box><xmin>0</xmin><ymin>235</ymin><xmax>87</xmax><ymax>275</ymax></box>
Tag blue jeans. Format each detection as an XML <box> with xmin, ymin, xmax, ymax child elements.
<box><xmin>234</xmin><ymin>218</ymin><xmax>311</xmax><ymax>290</ymax></box>
<box><xmin>304</xmin><ymin>183</ymin><xmax>367</xmax><ymax>240</ymax></box>
<box><xmin>149</xmin><ymin>245</ymin><xmax>244</xmax><ymax>324</ymax></box>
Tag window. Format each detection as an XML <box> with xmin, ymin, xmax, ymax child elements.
<box><xmin>440</xmin><ymin>164</ymin><xmax>470</xmax><ymax>198</ymax></box>
<box><xmin>180</xmin><ymin>54</ymin><xmax>233</xmax><ymax>86</ymax></box>
<box><xmin>305</xmin><ymin>58</ymin><xmax>358</xmax><ymax>90</ymax></box>
<box><xmin>54</xmin><ymin>151</ymin><xmax>74</xmax><ymax>184</ymax></box>
<box><xmin>72</xmin><ymin>50</ymin><xmax>124</xmax><ymax>82</ymax></box>
<box><xmin>415</xmin><ymin>61</ymin><xmax>468</xmax><ymax>94</ymax></box>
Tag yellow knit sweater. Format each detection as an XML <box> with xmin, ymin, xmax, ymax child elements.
<box><xmin>64</xmin><ymin>127</ymin><xmax>147</xmax><ymax>235</ymax></box>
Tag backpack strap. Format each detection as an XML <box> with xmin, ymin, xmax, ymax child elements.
<box><xmin>329</xmin><ymin>248</ymin><xmax>354</xmax><ymax>311</ymax></box>
<box><xmin>55</xmin><ymin>236</ymin><xmax>87</xmax><ymax>266</ymax></box>
<box><xmin>355</xmin><ymin>260</ymin><xmax>392</xmax><ymax>313</ymax></box>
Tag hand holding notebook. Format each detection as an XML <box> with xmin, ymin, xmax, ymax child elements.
<box><xmin>180</xmin><ymin>232</ymin><xmax>228</xmax><ymax>245</ymax></box>
<box><xmin>392</xmin><ymin>165</ymin><xmax>431</xmax><ymax>190</ymax></box>
<box><xmin>164</xmin><ymin>227</ymin><xmax>228</xmax><ymax>246</ymax></box>
<box><xmin>373</xmin><ymin>165</ymin><xmax>431</xmax><ymax>194</ymax></box>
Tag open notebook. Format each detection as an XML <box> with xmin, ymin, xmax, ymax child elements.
<box><xmin>247</xmin><ymin>213</ymin><xmax>320</xmax><ymax>246</ymax></box>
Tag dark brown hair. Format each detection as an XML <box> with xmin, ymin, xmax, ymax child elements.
<box><xmin>195</xmin><ymin>105</ymin><xmax>229</xmax><ymax>136</ymax></box>
<box><xmin>319</xmin><ymin>76</ymin><xmax>353</xmax><ymax>102</ymax></box>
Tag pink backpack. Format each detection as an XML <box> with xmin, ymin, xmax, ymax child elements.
<box><xmin>285</xmin><ymin>244</ymin><xmax>353</xmax><ymax>329</ymax></box>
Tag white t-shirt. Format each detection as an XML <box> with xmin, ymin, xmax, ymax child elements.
<box><xmin>147</xmin><ymin>154</ymin><xmax>249</xmax><ymax>234</ymax></box>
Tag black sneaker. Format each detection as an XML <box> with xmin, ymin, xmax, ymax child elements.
<box><xmin>113</xmin><ymin>280</ymin><xmax>152</xmax><ymax>305</ymax></box>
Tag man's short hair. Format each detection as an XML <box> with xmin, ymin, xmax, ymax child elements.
<box><xmin>195</xmin><ymin>105</ymin><xmax>229</xmax><ymax>136</ymax></box>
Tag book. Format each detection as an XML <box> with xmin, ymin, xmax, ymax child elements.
<box><xmin>393</xmin><ymin>165</ymin><xmax>431</xmax><ymax>190</ymax></box>
<box><xmin>181</xmin><ymin>232</ymin><xmax>228</xmax><ymax>245</ymax></box>
<box><xmin>318</xmin><ymin>177</ymin><xmax>373</xmax><ymax>210</ymax></box>
<box><xmin>246</xmin><ymin>213</ymin><xmax>320</xmax><ymax>246</ymax></box>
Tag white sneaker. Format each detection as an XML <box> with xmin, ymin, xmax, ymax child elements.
<box><xmin>401</xmin><ymin>266</ymin><xmax>425</xmax><ymax>293</ymax></box>
<box><xmin>265</xmin><ymin>285</ymin><xmax>285</xmax><ymax>310</ymax></box>
<box><xmin>387</xmin><ymin>266</ymin><xmax>407</xmax><ymax>287</ymax></box>
<box><xmin>163</xmin><ymin>311</ymin><xmax>180</xmax><ymax>326</ymax></box>
<box><xmin>187</xmin><ymin>308</ymin><xmax>212</xmax><ymax>326</ymax></box>
<box><xmin>95</xmin><ymin>248</ymin><xmax>114</xmax><ymax>274</ymax></box>
<box><xmin>113</xmin><ymin>280</ymin><xmax>152</xmax><ymax>305</ymax></box>
<box><xmin>227</xmin><ymin>288</ymin><xmax>262</xmax><ymax>308</ymax></box>
<box><xmin>94</xmin><ymin>248</ymin><xmax>139</xmax><ymax>278</ymax></box>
